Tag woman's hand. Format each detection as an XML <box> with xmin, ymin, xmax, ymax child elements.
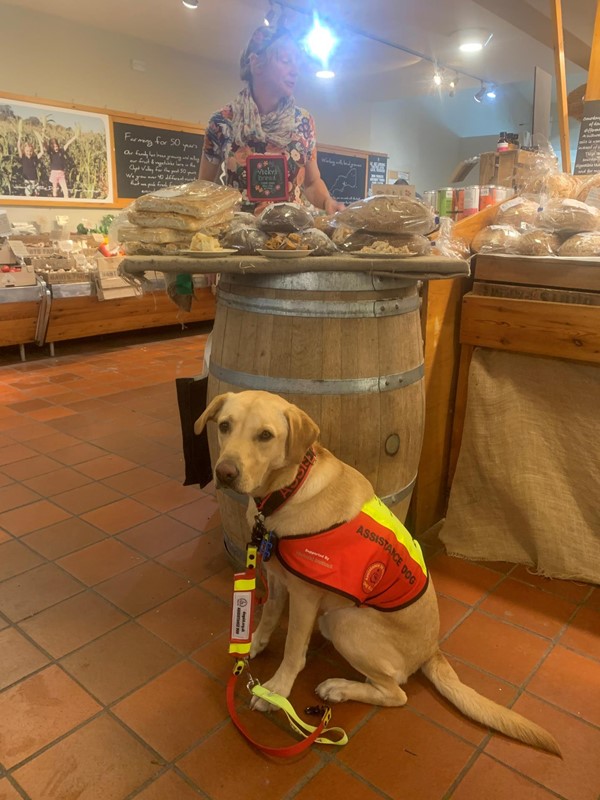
<box><xmin>324</xmin><ymin>197</ymin><xmax>345</xmax><ymax>215</ymax></box>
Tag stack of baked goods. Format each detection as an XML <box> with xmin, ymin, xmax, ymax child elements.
<box><xmin>470</xmin><ymin>194</ymin><xmax>600</xmax><ymax>257</ymax></box>
<box><xmin>120</xmin><ymin>180</ymin><xmax>241</xmax><ymax>254</ymax></box>
<box><xmin>331</xmin><ymin>194</ymin><xmax>435</xmax><ymax>257</ymax></box>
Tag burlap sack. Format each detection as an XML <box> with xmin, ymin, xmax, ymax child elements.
<box><xmin>441</xmin><ymin>349</ymin><xmax>600</xmax><ymax>583</ymax></box>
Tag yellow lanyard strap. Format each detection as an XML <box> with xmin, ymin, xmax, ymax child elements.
<box><xmin>250</xmin><ymin>683</ymin><xmax>348</xmax><ymax>746</ymax></box>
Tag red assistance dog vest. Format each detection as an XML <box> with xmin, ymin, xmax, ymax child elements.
<box><xmin>276</xmin><ymin>496</ymin><xmax>428</xmax><ymax>611</ymax></box>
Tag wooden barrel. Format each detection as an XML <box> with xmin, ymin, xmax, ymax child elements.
<box><xmin>207</xmin><ymin>271</ymin><xmax>425</xmax><ymax>568</ymax></box>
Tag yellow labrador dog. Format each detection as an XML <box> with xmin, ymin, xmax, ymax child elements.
<box><xmin>195</xmin><ymin>389</ymin><xmax>560</xmax><ymax>755</ymax></box>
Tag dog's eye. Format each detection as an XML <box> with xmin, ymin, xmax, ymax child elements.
<box><xmin>258</xmin><ymin>429</ymin><xmax>274</xmax><ymax>441</ymax></box>
<box><xmin>218</xmin><ymin>421</ymin><xmax>230</xmax><ymax>434</ymax></box>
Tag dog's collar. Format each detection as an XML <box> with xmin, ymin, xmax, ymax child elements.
<box><xmin>253</xmin><ymin>447</ymin><xmax>317</xmax><ymax>519</ymax></box>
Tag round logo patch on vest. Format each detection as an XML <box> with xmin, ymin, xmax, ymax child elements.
<box><xmin>362</xmin><ymin>561</ymin><xmax>385</xmax><ymax>594</ymax></box>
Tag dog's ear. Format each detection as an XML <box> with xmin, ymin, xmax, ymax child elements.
<box><xmin>194</xmin><ymin>393</ymin><xmax>232</xmax><ymax>435</ymax></box>
<box><xmin>284</xmin><ymin>404</ymin><xmax>320</xmax><ymax>465</ymax></box>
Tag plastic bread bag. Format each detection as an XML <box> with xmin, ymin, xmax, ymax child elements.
<box><xmin>471</xmin><ymin>225</ymin><xmax>522</xmax><ymax>254</ymax></box>
<box><xmin>298</xmin><ymin>227</ymin><xmax>339</xmax><ymax>255</ymax></box>
<box><xmin>538</xmin><ymin>199</ymin><xmax>600</xmax><ymax>234</ymax></box>
<box><xmin>118</xmin><ymin>225</ymin><xmax>192</xmax><ymax>244</ymax></box>
<box><xmin>339</xmin><ymin>230</ymin><xmax>430</xmax><ymax>256</ymax></box>
<box><xmin>128</xmin><ymin>206</ymin><xmax>236</xmax><ymax>234</ymax></box>
<box><xmin>330</xmin><ymin>194</ymin><xmax>436</xmax><ymax>235</ymax></box>
<box><xmin>513</xmin><ymin>229</ymin><xmax>562</xmax><ymax>256</ymax></box>
<box><xmin>430</xmin><ymin>217</ymin><xmax>470</xmax><ymax>260</ymax></box>
<box><xmin>229</xmin><ymin>212</ymin><xmax>260</xmax><ymax>230</ymax></box>
<box><xmin>122</xmin><ymin>240</ymin><xmax>191</xmax><ymax>255</ymax></box>
<box><xmin>514</xmin><ymin>134</ymin><xmax>560</xmax><ymax>197</ymax></box>
<box><xmin>107</xmin><ymin>210</ymin><xmax>131</xmax><ymax>250</ymax></box>
<box><xmin>133</xmin><ymin>180</ymin><xmax>242</xmax><ymax>218</ymax></box>
<box><xmin>495</xmin><ymin>196</ymin><xmax>542</xmax><ymax>230</ymax></box>
<box><xmin>312</xmin><ymin>213</ymin><xmax>335</xmax><ymax>234</ymax></box>
<box><xmin>220</xmin><ymin>227</ymin><xmax>269</xmax><ymax>254</ymax></box>
<box><xmin>557</xmin><ymin>231</ymin><xmax>600</xmax><ymax>257</ymax></box>
<box><xmin>128</xmin><ymin>209</ymin><xmax>206</xmax><ymax>231</ymax></box>
<box><xmin>257</xmin><ymin>202</ymin><xmax>314</xmax><ymax>232</ymax></box>
<box><xmin>576</xmin><ymin>173</ymin><xmax>600</xmax><ymax>205</ymax></box>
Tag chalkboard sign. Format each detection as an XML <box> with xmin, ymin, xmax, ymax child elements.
<box><xmin>574</xmin><ymin>100</ymin><xmax>600</xmax><ymax>175</ymax></box>
<box><xmin>368</xmin><ymin>154</ymin><xmax>388</xmax><ymax>190</ymax></box>
<box><xmin>246</xmin><ymin>154</ymin><xmax>289</xmax><ymax>202</ymax></box>
<box><xmin>317</xmin><ymin>151</ymin><xmax>367</xmax><ymax>204</ymax></box>
<box><xmin>113</xmin><ymin>121</ymin><xmax>204</xmax><ymax>198</ymax></box>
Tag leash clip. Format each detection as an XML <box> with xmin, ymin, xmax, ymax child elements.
<box><xmin>259</xmin><ymin>529</ymin><xmax>277</xmax><ymax>562</ymax></box>
<box><xmin>305</xmin><ymin>704</ymin><xmax>329</xmax><ymax>717</ymax></box>
<box><xmin>246</xmin><ymin>671</ymin><xmax>258</xmax><ymax>693</ymax></box>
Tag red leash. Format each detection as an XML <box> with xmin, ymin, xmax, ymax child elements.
<box><xmin>226</xmin><ymin>542</ymin><xmax>347</xmax><ymax>758</ymax></box>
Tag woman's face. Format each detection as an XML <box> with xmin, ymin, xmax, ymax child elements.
<box><xmin>52</xmin><ymin>141</ymin><xmax>59</xmax><ymax>152</ymax></box>
<box><xmin>23</xmin><ymin>144</ymin><xmax>33</xmax><ymax>157</ymax></box>
<box><xmin>258</xmin><ymin>42</ymin><xmax>300</xmax><ymax>99</ymax></box>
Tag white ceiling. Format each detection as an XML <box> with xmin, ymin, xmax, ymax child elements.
<box><xmin>1</xmin><ymin>0</ymin><xmax>591</xmax><ymax>102</ymax></box>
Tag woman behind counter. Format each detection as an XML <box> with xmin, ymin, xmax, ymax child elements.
<box><xmin>198</xmin><ymin>24</ymin><xmax>343</xmax><ymax>215</ymax></box>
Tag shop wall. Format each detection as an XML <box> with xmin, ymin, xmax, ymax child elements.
<box><xmin>1</xmin><ymin>3</ymin><xmax>372</xmax><ymax>232</ymax></box>
<box><xmin>371</xmin><ymin>97</ymin><xmax>461</xmax><ymax>193</ymax></box>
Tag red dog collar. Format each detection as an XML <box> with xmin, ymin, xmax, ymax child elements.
<box><xmin>254</xmin><ymin>447</ymin><xmax>316</xmax><ymax>518</ymax></box>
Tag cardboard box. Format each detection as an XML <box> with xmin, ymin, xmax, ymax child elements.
<box><xmin>478</xmin><ymin>150</ymin><xmax>537</xmax><ymax>188</ymax></box>
<box><xmin>95</xmin><ymin>255</ymin><xmax>140</xmax><ymax>301</ymax></box>
<box><xmin>0</xmin><ymin>264</ymin><xmax>37</xmax><ymax>288</ymax></box>
<box><xmin>371</xmin><ymin>183</ymin><xmax>416</xmax><ymax>198</ymax></box>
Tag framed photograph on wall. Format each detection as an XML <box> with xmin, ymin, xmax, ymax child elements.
<box><xmin>0</xmin><ymin>97</ymin><xmax>114</xmax><ymax>204</ymax></box>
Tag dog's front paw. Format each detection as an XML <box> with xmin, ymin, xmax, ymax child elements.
<box><xmin>315</xmin><ymin>678</ymin><xmax>351</xmax><ymax>704</ymax></box>
<box><xmin>250</xmin><ymin>677</ymin><xmax>290</xmax><ymax>713</ymax></box>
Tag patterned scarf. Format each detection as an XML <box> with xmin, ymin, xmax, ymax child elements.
<box><xmin>223</xmin><ymin>85</ymin><xmax>296</xmax><ymax>166</ymax></box>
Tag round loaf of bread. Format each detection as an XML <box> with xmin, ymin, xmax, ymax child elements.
<box><xmin>471</xmin><ymin>225</ymin><xmax>521</xmax><ymax>254</ymax></box>
<box><xmin>538</xmin><ymin>199</ymin><xmax>600</xmax><ymax>234</ymax></box>
<box><xmin>557</xmin><ymin>232</ymin><xmax>600</xmax><ymax>257</ymax></box>
<box><xmin>495</xmin><ymin>197</ymin><xmax>540</xmax><ymax>228</ymax></box>
<box><xmin>514</xmin><ymin>229</ymin><xmax>562</xmax><ymax>256</ymax></box>
<box><xmin>339</xmin><ymin>231</ymin><xmax>430</xmax><ymax>255</ymax></box>
<box><xmin>258</xmin><ymin>202</ymin><xmax>314</xmax><ymax>232</ymax></box>
<box><xmin>333</xmin><ymin>195</ymin><xmax>435</xmax><ymax>235</ymax></box>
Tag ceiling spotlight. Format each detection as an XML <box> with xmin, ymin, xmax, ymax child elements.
<box><xmin>457</xmin><ymin>29</ymin><xmax>493</xmax><ymax>53</ymax></box>
<box><xmin>474</xmin><ymin>84</ymin><xmax>486</xmax><ymax>103</ymax></box>
<box><xmin>316</xmin><ymin>70</ymin><xmax>335</xmax><ymax>79</ymax></box>
<box><xmin>449</xmin><ymin>77</ymin><xmax>458</xmax><ymax>97</ymax></box>
<box><xmin>182</xmin><ymin>0</ymin><xmax>198</xmax><ymax>8</ymax></box>
<box><xmin>486</xmin><ymin>86</ymin><xmax>497</xmax><ymax>99</ymax></box>
<box><xmin>433</xmin><ymin>71</ymin><xmax>442</xmax><ymax>86</ymax></box>
<box><xmin>304</xmin><ymin>13</ymin><xmax>337</xmax><ymax>65</ymax></box>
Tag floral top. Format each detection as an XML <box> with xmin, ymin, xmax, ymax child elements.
<box><xmin>202</xmin><ymin>104</ymin><xmax>317</xmax><ymax>210</ymax></box>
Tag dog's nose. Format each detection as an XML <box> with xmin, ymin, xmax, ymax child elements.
<box><xmin>215</xmin><ymin>460</ymin><xmax>239</xmax><ymax>485</ymax></box>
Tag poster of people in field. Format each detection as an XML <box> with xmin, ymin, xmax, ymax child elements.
<box><xmin>0</xmin><ymin>98</ymin><xmax>113</xmax><ymax>203</ymax></box>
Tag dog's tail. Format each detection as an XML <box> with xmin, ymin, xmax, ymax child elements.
<box><xmin>421</xmin><ymin>651</ymin><xmax>561</xmax><ymax>756</ymax></box>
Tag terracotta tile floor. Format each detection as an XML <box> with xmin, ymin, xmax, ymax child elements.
<box><xmin>0</xmin><ymin>326</ymin><xmax>599</xmax><ymax>800</ymax></box>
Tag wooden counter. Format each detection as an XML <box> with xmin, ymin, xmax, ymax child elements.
<box><xmin>0</xmin><ymin>284</ymin><xmax>48</xmax><ymax>360</ymax></box>
<box><xmin>44</xmin><ymin>282</ymin><xmax>215</xmax><ymax>344</ymax></box>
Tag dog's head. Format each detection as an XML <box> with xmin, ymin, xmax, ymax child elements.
<box><xmin>195</xmin><ymin>390</ymin><xmax>320</xmax><ymax>495</ymax></box>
